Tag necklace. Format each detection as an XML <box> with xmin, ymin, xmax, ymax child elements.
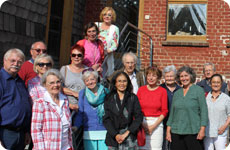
<box><xmin>211</xmin><ymin>91</ymin><xmax>221</xmax><ymax>100</ymax></box>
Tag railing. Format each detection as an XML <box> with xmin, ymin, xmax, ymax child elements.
<box><xmin>115</xmin><ymin>21</ymin><xmax>153</xmax><ymax>70</ymax></box>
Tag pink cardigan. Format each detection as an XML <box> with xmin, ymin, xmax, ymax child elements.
<box><xmin>77</xmin><ymin>39</ymin><xmax>105</xmax><ymax>66</ymax></box>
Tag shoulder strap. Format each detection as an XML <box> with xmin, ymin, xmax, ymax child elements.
<box><xmin>64</xmin><ymin>66</ymin><xmax>67</xmax><ymax>80</ymax></box>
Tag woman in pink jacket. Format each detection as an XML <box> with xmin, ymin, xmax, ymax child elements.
<box><xmin>77</xmin><ymin>22</ymin><xmax>104</xmax><ymax>73</ymax></box>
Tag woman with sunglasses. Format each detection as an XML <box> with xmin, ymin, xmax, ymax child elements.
<box><xmin>103</xmin><ymin>71</ymin><xmax>143</xmax><ymax>149</ymax></box>
<box><xmin>28</xmin><ymin>54</ymin><xmax>54</xmax><ymax>102</ymax></box>
<box><xmin>77</xmin><ymin>22</ymin><xmax>104</xmax><ymax>73</ymax></box>
<box><xmin>60</xmin><ymin>44</ymin><xmax>86</xmax><ymax>111</ymax></box>
<box><xmin>74</xmin><ymin>68</ymin><xmax>109</xmax><ymax>150</ymax></box>
<box><xmin>98</xmin><ymin>7</ymin><xmax>119</xmax><ymax>77</ymax></box>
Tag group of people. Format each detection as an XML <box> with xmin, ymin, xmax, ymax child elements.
<box><xmin>0</xmin><ymin>6</ymin><xmax>229</xmax><ymax>150</ymax></box>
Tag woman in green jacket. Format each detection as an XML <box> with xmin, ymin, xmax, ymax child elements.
<box><xmin>166</xmin><ymin>66</ymin><xmax>208</xmax><ymax>150</ymax></box>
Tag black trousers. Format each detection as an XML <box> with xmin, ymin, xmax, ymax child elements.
<box><xmin>171</xmin><ymin>133</ymin><xmax>204</xmax><ymax>150</ymax></box>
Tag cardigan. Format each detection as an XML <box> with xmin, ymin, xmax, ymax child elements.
<box><xmin>137</xmin><ymin>86</ymin><xmax>168</xmax><ymax>117</ymax></box>
<box><xmin>103</xmin><ymin>93</ymin><xmax>143</xmax><ymax>147</ymax></box>
<box><xmin>74</xmin><ymin>88</ymin><xmax>107</xmax><ymax>133</ymax></box>
<box><xmin>167</xmin><ymin>84</ymin><xmax>208</xmax><ymax>135</ymax></box>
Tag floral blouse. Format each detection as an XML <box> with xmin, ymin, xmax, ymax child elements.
<box><xmin>98</xmin><ymin>24</ymin><xmax>119</xmax><ymax>52</ymax></box>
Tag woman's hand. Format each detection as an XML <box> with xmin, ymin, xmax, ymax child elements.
<box><xmin>69</xmin><ymin>103</ymin><xmax>79</xmax><ymax>111</ymax></box>
<box><xmin>166</xmin><ymin>126</ymin><xmax>172</xmax><ymax>142</ymax></box>
<box><xmin>120</xmin><ymin>130</ymin><xmax>130</xmax><ymax>141</ymax></box>
<box><xmin>142</xmin><ymin>123</ymin><xmax>149</xmax><ymax>134</ymax></box>
<box><xmin>115</xmin><ymin>134</ymin><xmax>123</xmax><ymax>144</ymax></box>
<box><xmin>148</xmin><ymin>124</ymin><xmax>157</xmax><ymax>135</ymax></box>
<box><xmin>218</xmin><ymin>124</ymin><xmax>227</xmax><ymax>135</ymax></box>
<box><xmin>197</xmin><ymin>126</ymin><xmax>205</xmax><ymax>140</ymax></box>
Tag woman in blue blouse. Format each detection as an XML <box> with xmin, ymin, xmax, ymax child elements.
<box><xmin>74</xmin><ymin>68</ymin><xmax>109</xmax><ymax>150</ymax></box>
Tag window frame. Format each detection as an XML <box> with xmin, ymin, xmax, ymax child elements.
<box><xmin>166</xmin><ymin>0</ymin><xmax>208</xmax><ymax>42</ymax></box>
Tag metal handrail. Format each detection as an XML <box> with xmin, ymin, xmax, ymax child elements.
<box><xmin>118</xmin><ymin>22</ymin><xmax>153</xmax><ymax>69</ymax></box>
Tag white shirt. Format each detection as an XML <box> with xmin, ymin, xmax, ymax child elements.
<box><xmin>129</xmin><ymin>72</ymin><xmax>138</xmax><ymax>94</ymax></box>
<box><xmin>44</xmin><ymin>92</ymin><xmax>71</xmax><ymax>150</ymax></box>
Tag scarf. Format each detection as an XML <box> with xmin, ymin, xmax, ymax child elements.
<box><xmin>115</xmin><ymin>91</ymin><xmax>130</xmax><ymax>129</ymax></box>
<box><xmin>85</xmin><ymin>84</ymin><xmax>107</xmax><ymax>123</ymax></box>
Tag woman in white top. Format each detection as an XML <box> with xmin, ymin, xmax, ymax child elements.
<box><xmin>98</xmin><ymin>7</ymin><xmax>119</xmax><ymax>77</ymax></box>
<box><xmin>204</xmin><ymin>74</ymin><xmax>230</xmax><ymax>150</ymax></box>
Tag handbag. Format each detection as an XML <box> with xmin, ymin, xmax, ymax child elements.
<box><xmin>72</xmin><ymin>126</ymin><xmax>84</xmax><ymax>150</ymax></box>
<box><xmin>137</xmin><ymin>126</ymin><xmax>146</xmax><ymax>146</ymax></box>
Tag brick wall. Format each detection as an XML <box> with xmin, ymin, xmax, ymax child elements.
<box><xmin>141</xmin><ymin>0</ymin><xmax>230</xmax><ymax>79</ymax></box>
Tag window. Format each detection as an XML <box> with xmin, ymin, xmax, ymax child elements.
<box><xmin>167</xmin><ymin>0</ymin><xmax>207</xmax><ymax>41</ymax></box>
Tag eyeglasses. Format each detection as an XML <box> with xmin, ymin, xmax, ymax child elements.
<box><xmin>211</xmin><ymin>81</ymin><xmax>222</xmax><ymax>85</ymax></box>
<box><xmin>103</xmin><ymin>13</ymin><xmax>112</xmax><ymax>17</ymax></box>
<box><xmin>8</xmin><ymin>59</ymin><xmax>23</xmax><ymax>65</ymax></box>
<box><xmin>71</xmin><ymin>53</ymin><xmax>83</xmax><ymax>58</ymax></box>
<box><xmin>48</xmin><ymin>80</ymin><xmax>61</xmax><ymax>86</ymax></box>
<box><xmin>32</xmin><ymin>49</ymin><xmax>47</xmax><ymax>53</ymax></box>
<box><xmin>82</xmin><ymin>67</ymin><xmax>94</xmax><ymax>75</ymax></box>
<box><xmin>37</xmin><ymin>62</ymin><xmax>52</xmax><ymax>67</ymax></box>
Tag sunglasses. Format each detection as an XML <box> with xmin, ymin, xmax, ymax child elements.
<box><xmin>71</xmin><ymin>53</ymin><xmax>83</xmax><ymax>58</ymax></box>
<box><xmin>82</xmin><ymin>67</ymin><xmax>94</xmax><ymax>74</ymax></box>
<box><xmin>37</xmin><ymin>62</ymin><xmax>52</xmax><ymax>67</ymax></box>
<box><xmin>33</xmin><ymin>49</ymin><xmax>47</xmax><ymax>53</ymax></box>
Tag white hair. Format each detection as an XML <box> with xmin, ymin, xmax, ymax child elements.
<box><xmin>163</xmin><ymin>65</ymin><xmax>177</xmax><ymax>76</ymax></box>
<box><xmin>4</xmin><ymin>48</ymin><xmax>25</xmax><ymax>62</ymax></box>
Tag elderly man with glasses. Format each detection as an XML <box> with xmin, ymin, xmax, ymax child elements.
<box><xmin>18</xmin><ymin>41</ymin><xmax>47</xmax><ymax>87</ymax></box>
<box><xmin>108</xmin><ymin>52</ymin><xmax>145</xmax><ymax>94</ymax></box>
<box><xmin>0</xmin><ymin>48</ymin><xmax>32</xmax><ymax>150</ymax></box>
<box><xmin>197</xmin><ymin>62</ymin><xmax>228</xmax><ymax>95</ymax></box>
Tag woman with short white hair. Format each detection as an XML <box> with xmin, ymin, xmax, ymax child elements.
<box><xmin>74</xmin><ymin>68</ymin><xmax>109</xmax><ymax>150</ymax></box>
<box><xmin>31</xmin><ymin>69</ymin><xmax>72</xmax><ymax>150</ymax></box>
<box><xmin>160</xmin><ymin>65</ymin><xmax>180</xmax><ymax>150</ymax></box>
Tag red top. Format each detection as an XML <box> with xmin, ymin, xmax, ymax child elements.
<box><xmin>18</xmin><ymin>60</ymin><xmax>37</xmax><ymax>87</ymax></box>
<box><xmin>137</xmin><ymin>85</ymin><xmax>168</xmax><ymax>117</ymax></box>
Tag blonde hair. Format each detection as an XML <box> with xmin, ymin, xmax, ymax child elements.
<box><xmin>33</xmin><ymin>54</ymin><xmax>54</xmax><ymax>73</ymax></box>
<box><xmin>100</xmin><ymin>7</ymin><xmax>116</xmax><ymax>22</ymax></box>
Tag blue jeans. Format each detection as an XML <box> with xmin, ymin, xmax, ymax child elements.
<box><xmin>0</xmin><ymin>128</ymin><xmax>25</xmax><ymax>150</ymax></box>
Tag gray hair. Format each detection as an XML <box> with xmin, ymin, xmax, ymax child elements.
<box><xmin>203</xmin><ymin>62</ymin><xmax>216</xmax><ymax>73</ymax></box>
<box><xmin>82</xmin><ymin>70</ymin><xmax>99</xmax><ymax>82</ymax></box>
<box><xmin>31</xmin><ymin>41</ymin><xmax>47</xmax><ymax>49</ymax></box>
<box><xmin>40</xmin><ymin>69</ymin><xmax>64</xmax><ymax>87</ymax></box>
<box><xmin>163</xmin><ymin>65</ymin><xmax>177</xmax><ymax>76</ymax></box>
<box><xmin>4</xmin><ymin>48</ymin><xmax>25</xmax><ymax>62</ymax></box>
<box><xmin>122</xmin><ymin>52</ymin><xmax>137</xmax><ymax>64</ymax></box>
<box><xmin>176</xmin><ymin>66</ymin><xmax>196</xmax><ymax>84</ymax></box>
<box><xmin>33</xmin><ymin>54</ymin><xmax>54</xmax><ymax>73</ymax></box>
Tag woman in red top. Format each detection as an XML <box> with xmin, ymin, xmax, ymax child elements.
<box><xmin>137</xmin><ymin>66</ymin><xmax>168</xmax><ymax>150</ymax></box>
